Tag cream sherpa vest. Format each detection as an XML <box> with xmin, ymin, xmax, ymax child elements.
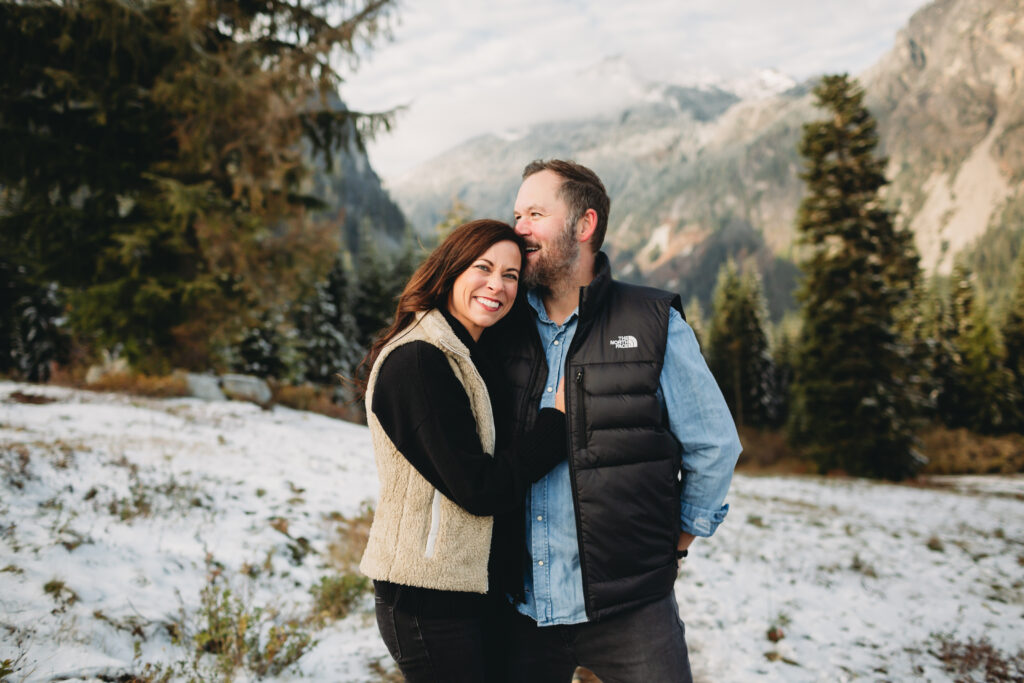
<box><xmin>359</xmin><ymin>309</ymin><xmax>496</xmax><ymax>593</ymax></box>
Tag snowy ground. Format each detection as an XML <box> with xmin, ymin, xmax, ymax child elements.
<box><xmin>1</xmin><ymin>381</ymin><xmax>1022</xmax><ymax>682</ymax></box>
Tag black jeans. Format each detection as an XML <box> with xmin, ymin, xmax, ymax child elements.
<box><xmin>374</xmin><ymin>582</ymin><xmax>503</xmax><ymax>683</ymax></box>
<box><xmin>503</xmin><ymin>591</ymin><xmax>694</xmax><ymax>683</ymax></box>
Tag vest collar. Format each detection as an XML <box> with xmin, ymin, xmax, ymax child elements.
<box><xmin>412</xmin><ymin>309</ymin><xmax>473</xmax><ymax>360</ymax></box>
<box><xmin>579</xmin><ymin>251</ymin><xmax>613</xmax><ymax>323</ymax></box>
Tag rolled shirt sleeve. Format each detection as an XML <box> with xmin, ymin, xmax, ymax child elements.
<box><xmin>660</xmin><ymin>308</ymin><xmax>742</xmax><ymax>537</ymax></box>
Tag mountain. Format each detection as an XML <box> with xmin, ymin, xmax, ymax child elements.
<box><xmin>390</xmin><ymin>0</ymin><xmax>1023</xmax><ymax>320</ymax></box>
<box><xmin>309</xmin><ymin>96</ymin><xmax>408</xmax><ymax>254</ymax></box>
<box><xmin>863</xmin><ymin>0</ymin><xmax>1024</xmax><ymax>274</ymax></box>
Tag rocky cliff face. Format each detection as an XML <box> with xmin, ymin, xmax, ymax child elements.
<box><xmin>865</xmin><ymin>0</ymin><xmax>1023</xmax><ymax>273</ymax></box>
<box><xmin>391</xmin><ymin>0</ymin><xmax>1024</xmax><ymax>314</ymax></box>
<box><xmin>308</xmin><ymin>96</ymin><xmax>408</xmax><ymax>254</ymax></box>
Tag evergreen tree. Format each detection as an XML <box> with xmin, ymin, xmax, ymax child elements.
<box><xmin>293</xmin><ymin>257</ymin><xmax>364</xmax><ymax>384</ymax></box>
<box><xmin>0</xmin><ymin>0</ymin><xmax>395</xmax><ymax>371</ymax></box>
<box><xmin>940</xmin><ymin>262</ymin><xmax>1018</xmax><ymax>433</ymax></box>
<box><xmin>707</xmin><ymin>260</ymin><xmax>777</xmax><ymax>429</ymax></box>
<box><xmin>232</xmin><ymin>311</ymin><xmax>290</xmax><ymax>380</ymax></box>
<box><xmin>788</xmin><ymin>74</ymin><xmax>921</xmax><ymax>480</ymax></box>
<box><xmin>1002</xmin><ymin>248</ymin><xmax>1024</xmax><ymax>429</ymax></box>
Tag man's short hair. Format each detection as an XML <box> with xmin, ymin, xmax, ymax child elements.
<box><xmin>523</xmin><ymin>159</ymin><xmax>610</xmax><ymax>252</ymax></box>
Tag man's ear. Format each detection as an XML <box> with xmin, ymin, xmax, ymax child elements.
<box><xmin>577</xmin><ymin>208</ymin><xmax>598</xmax><ymax>244</ymax></box>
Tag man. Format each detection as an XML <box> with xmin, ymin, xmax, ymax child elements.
<box><xmin>487</xmin><ymin>159</ymin><xmax>741</xmax><ymax>682</ymax></box>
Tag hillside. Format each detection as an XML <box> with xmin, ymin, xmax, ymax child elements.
<box><xmin>390</xmin><ymin>0</ymin><xmax>1023</xmax><ymax>318</ymax></box>
<box><xmin>2</xmin><ymin>381</ymin><xmax>1023</xmax><ymax>681</ymax></box>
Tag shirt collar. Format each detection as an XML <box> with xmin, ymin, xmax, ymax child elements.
<box><xmin>526</xmin><ymin>288</ymin><xmax>579</xmax><ymax>326</ymax></box>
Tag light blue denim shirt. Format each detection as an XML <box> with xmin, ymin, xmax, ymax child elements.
<box><xmin>519</xmin><ymin>289</ymin><xmax>741</xmax><ymax>626</ymax></box>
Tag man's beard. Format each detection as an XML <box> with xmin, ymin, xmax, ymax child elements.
<box><xmin>522</xmin><ymin>219</ymin><xmax>580</xmax><ymax>290</ymax></box>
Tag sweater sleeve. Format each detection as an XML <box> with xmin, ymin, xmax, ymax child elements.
<box><xmin>372</xmin><ymin>341</ymin><xmax>566</xmax><ymax>516</ymax></box>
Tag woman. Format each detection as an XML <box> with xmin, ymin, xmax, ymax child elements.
<box><xmin>358</xmin><ymin>219</ymin><xmax>566</xmax><ymax>682</ymax></box>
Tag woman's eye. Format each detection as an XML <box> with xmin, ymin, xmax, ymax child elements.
<box><xmin>504</xmin><ymin>273</ymin><xmax>518</xmax><ymax>281</ymax></box>
<box><xmin>475</xmin><ymin>264</ymin><xmax>490</xmax><ymax>272</ymax></box>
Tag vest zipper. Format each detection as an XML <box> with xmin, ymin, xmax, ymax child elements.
<box><xmin>567</xmin><ymin>282</ymin><xmax>592</xmax><ymax>617</ymax></box>
<box><xmin>574</xmin><ymin>368</ymin><xmax>586</xmax><ymax>442</ymax></box>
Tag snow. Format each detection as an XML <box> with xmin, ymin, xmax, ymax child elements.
<box><xmin>2</xmin><ymin>380</ymin><xmax>1022</xmax><ymax>682</ymax></box>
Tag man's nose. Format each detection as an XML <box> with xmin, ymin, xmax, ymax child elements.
<box><xmin>514</xmin><ymin>219</ymin><xmax>529</xmax><ymax>235</ymax></box>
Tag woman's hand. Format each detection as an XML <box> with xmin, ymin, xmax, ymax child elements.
<box><xmin>554</xmin><ymin>377</ymin><xmax>565</xmax><ymax>412</ymax></box>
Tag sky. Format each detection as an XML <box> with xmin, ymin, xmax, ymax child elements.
<box><xmin>343</xmin><ymin>0</ymin><xmax>930</xmax><ymax>183</ymax></box>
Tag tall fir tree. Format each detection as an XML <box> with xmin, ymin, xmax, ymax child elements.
<box><xmin>707</xmin><ymin>260</ymin><xmax>777</xmax><ymax>429</ymax></box>
<box><xmin>0</xmin><ymin>0</ymin><xmax>395</xmax><ymax>372</ymax></box>
<box><xmin>788</xmin><ymin>74</ymin><xmax>921</xmax><ymax>480</ymax></box>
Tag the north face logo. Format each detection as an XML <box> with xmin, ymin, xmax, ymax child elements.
<box><xmin>610</xmin><ymin>335</ymin><xmax>638</xmax><ymax>349</ymax></box>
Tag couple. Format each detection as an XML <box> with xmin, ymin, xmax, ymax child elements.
<box><xmin>358</xmin><ymin>160</ymin><xmax>741</xmax><ymax>682</ymax></box>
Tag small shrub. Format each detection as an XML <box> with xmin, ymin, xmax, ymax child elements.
<box><xmin>310</xmin><ymin>573</ymin><xmax>371</xmax><ymax>622</ymax></box>
<box><xmin>192</xmin><ymin>570</ymin><xmax>314</xmax><ymax>679</ymax></box>
<box><xmin>927</xmin><ymin>536</ymin><xmax>945</xmax><ymax>552</ymax></box>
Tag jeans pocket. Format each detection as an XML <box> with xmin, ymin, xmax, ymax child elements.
<box><xmin>376</xmin><ymin>595</ymin><xmax>403</xmax><ymax>661</ymax></box>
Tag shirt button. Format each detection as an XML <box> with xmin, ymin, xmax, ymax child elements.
<box><xmin>538</xmin><ymin>560</ymin><xmax>544</xmax><ymax>566</ymax></box>
<box><xmin>553</xmin><ymin>340</ymin><xmax>559</xmax><ymax>346</ymax></box>
<box><xmin>546</xmin><ymin>386</ymin><xmax>553</xmax><ymax>392</ymax></box>
<box><xmin>537</xmin><ymin>515</ymin><xmax>543</xmax><ymax>521</ymax></box>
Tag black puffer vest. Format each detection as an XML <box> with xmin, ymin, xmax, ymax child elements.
<box><xmin>489</xmin><ymin>253</ymin><xmax>684</xmax><ymax>621</ymax></box>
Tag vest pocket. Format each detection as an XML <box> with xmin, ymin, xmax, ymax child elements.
<box><xmin>424</xmin><ymin>488</ymin><xmax>441</xmax><ymax>558</ymax></box>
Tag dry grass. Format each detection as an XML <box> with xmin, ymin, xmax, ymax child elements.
<box><xmin>933</xmin><ymin>635</ymin><xmax>1024</xmax><ymax>682</ymax></box>
<box><xmin>920</xmin><ymin>427</ymin><xmax>1024</xmax><ymax>475</ymax></box>
<box><xmin>733</xmin><ymin>427</ymin><xmax>813</xmax><ymax>475</ymax></box>
<box><xmin>272</xmin><ymin>383</ymin><xmax>365</xmax><ymax>424</ymax></box>
<box><xmin>7</xmin><ymin>391</ymin><xmax>57</xmax><ymax>405</ymax></box>
<box><xmin>87</xmin><ymin>371</ymin><xmax>189</xmax><ymax>398</ymax></box>
<box><xmin>325</xmin><ymin>503</ymin><xmax>374</xmax><ymax>573</ymax></box>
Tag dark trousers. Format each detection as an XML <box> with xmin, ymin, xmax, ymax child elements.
<box><xmin>503</xmin><ymin>591</ymin><xmax>694</xmax><ymax>683</ymax></box>
<box><xmin>374</xmin><ymin>583</ymin><xmax>503</xmax><ymax>683</ymax></box>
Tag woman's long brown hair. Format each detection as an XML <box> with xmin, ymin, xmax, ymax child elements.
<box><xmin>354</xmin><ymin>219</ymin><xmax>525</xmax><ymax>400</ymax></box>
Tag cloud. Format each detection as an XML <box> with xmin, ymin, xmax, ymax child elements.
<box><xmin>344</xmin><ymin>0</ymin><xmax>929</xmax><ymax>180</ymax></box>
